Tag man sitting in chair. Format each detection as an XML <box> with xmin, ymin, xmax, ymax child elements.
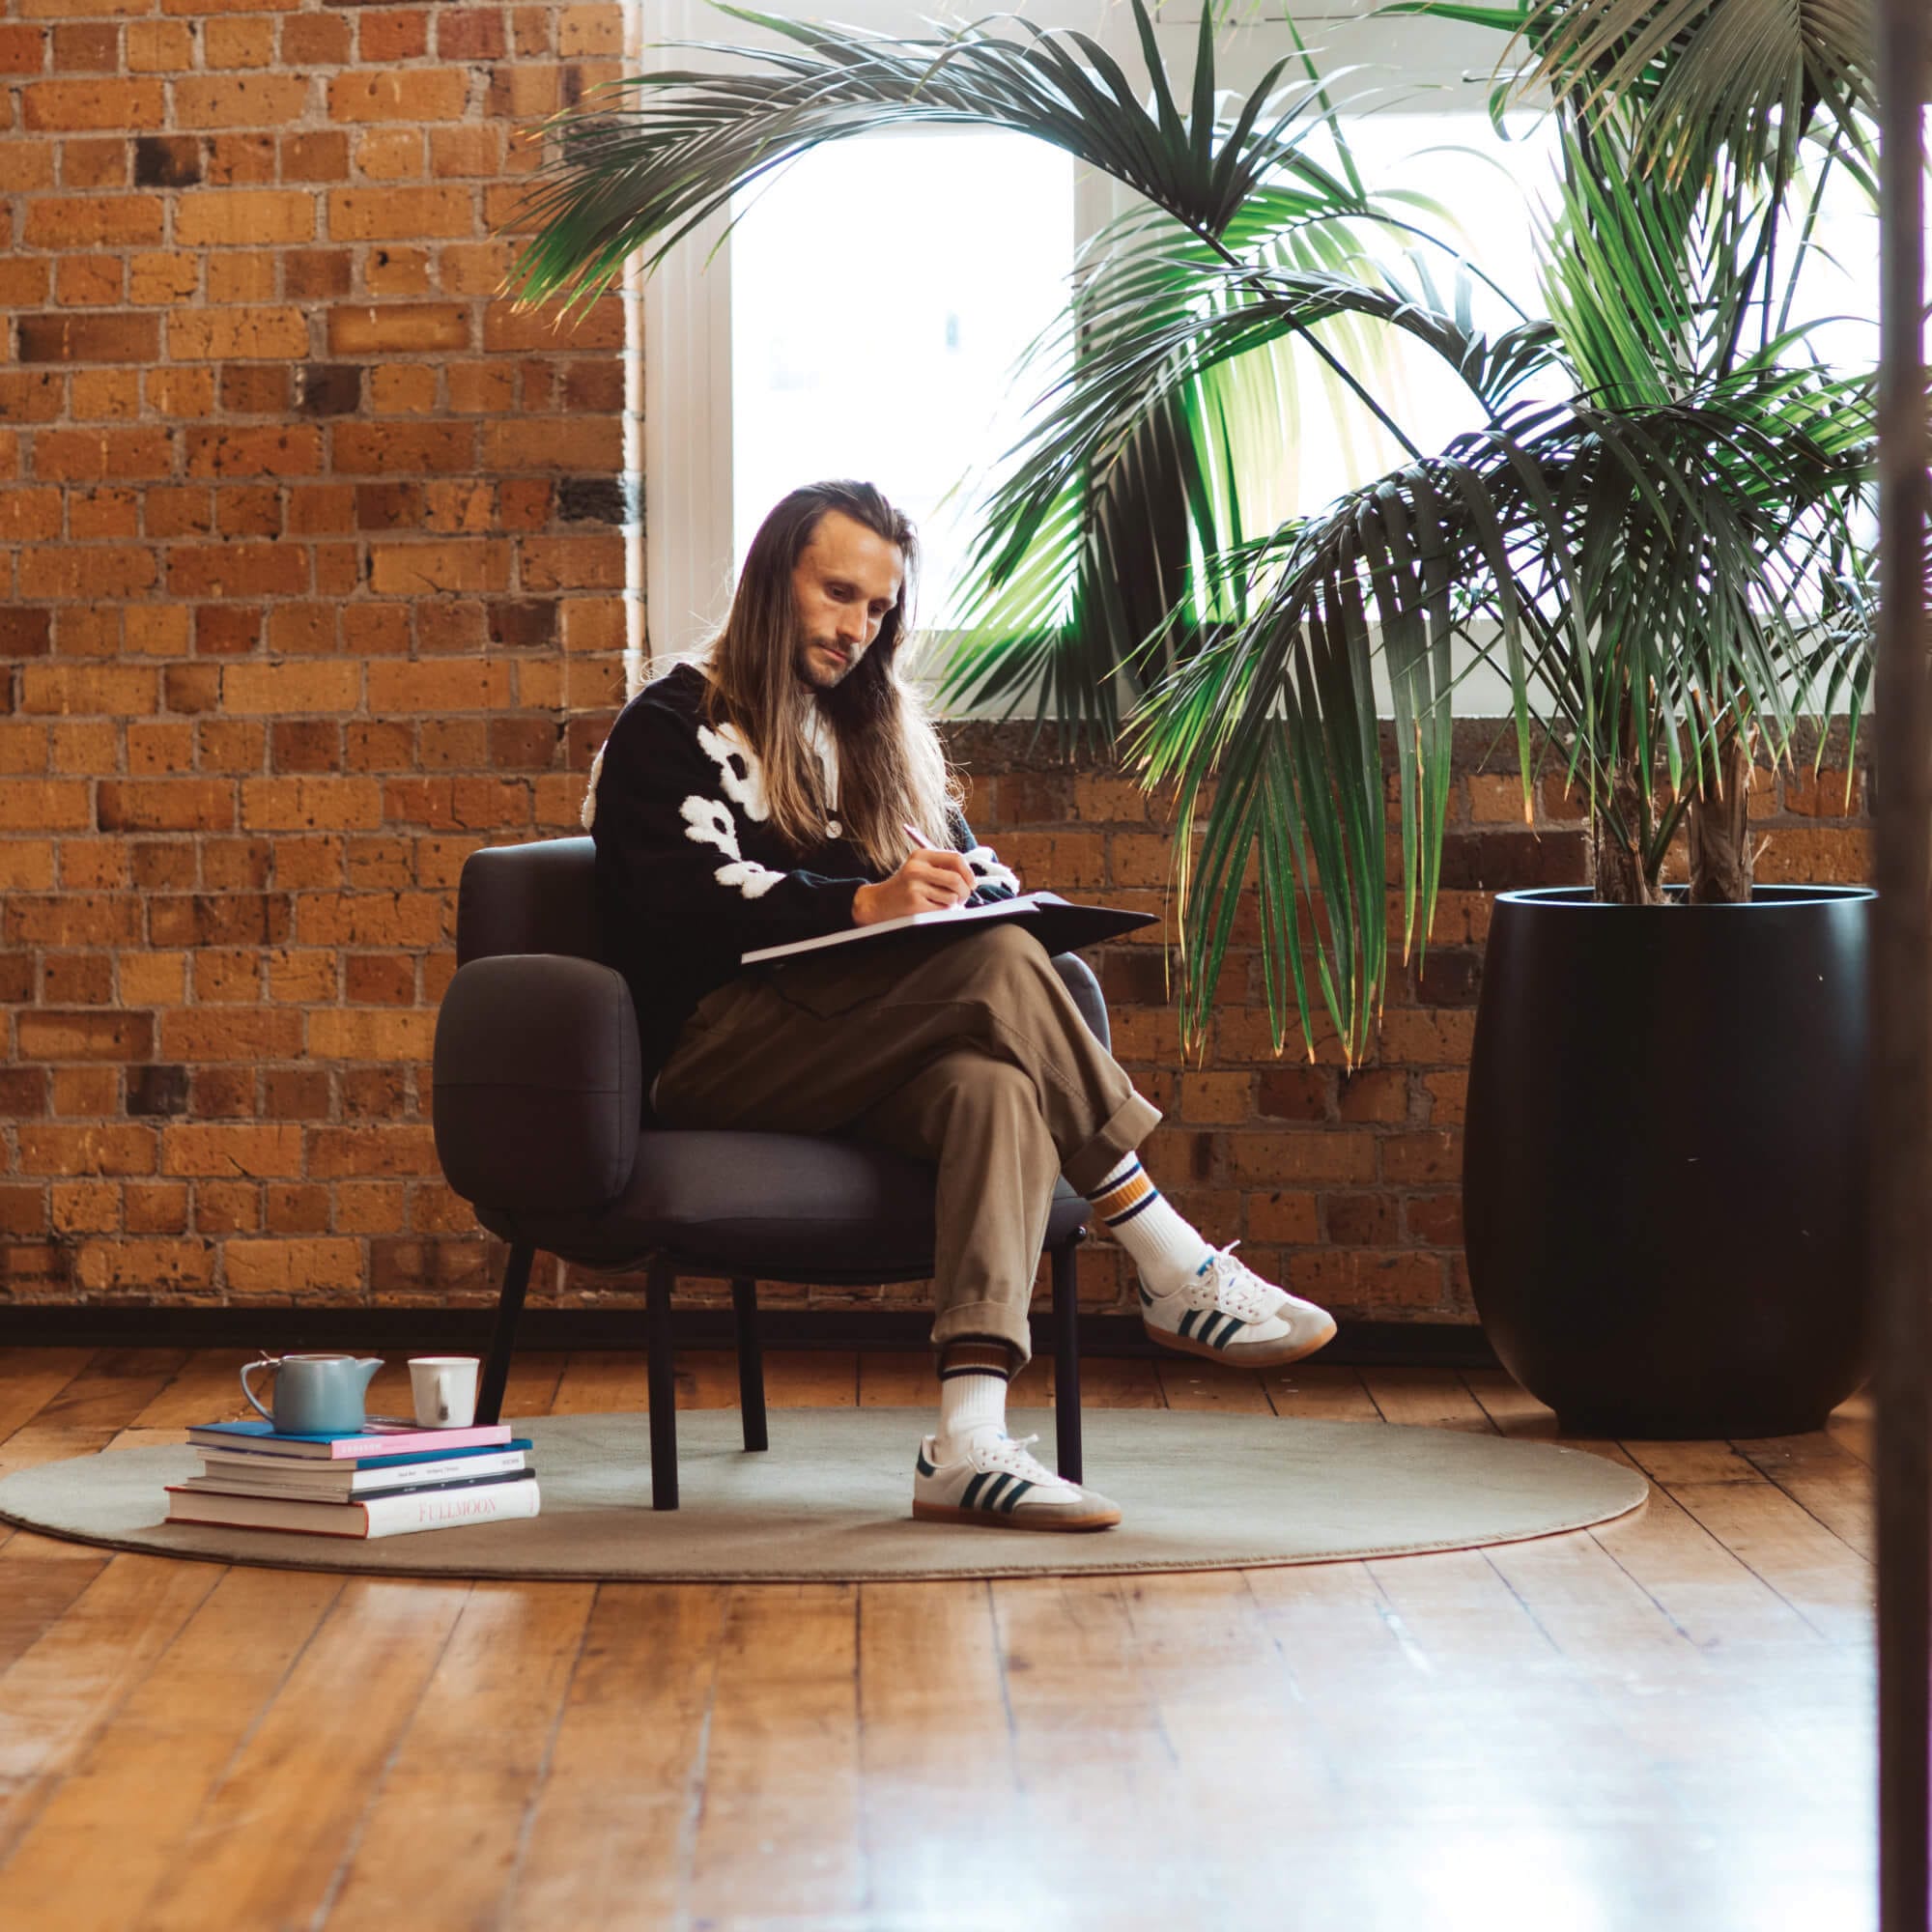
<box><xmin>582</xmin><ymin>480</ymin><xmax>1337</xmax><ymax>1532</ymax></box>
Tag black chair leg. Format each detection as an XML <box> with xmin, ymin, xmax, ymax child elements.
<box><xmin>1052</xmin><ymin>1226</ymin><xmax>1086</xmax><ymax>1483</ymax></box>
<box><xmin>732</xmin><ymin>1277</ymin><xmax>768</xmax><ymax>1452</ymax></box>
<box><xmin>476</xmin><ymin>1241</ymin><xmax>534</xmax><ymax>1427</ymax></box>
<box><xmin>646</xmin><ymin>1258</ymin><xmax>679</xmax><ymax>1511</ymax></box>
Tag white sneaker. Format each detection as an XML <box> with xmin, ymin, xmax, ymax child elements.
<box><xmin>1141</xmin><ymin>1239</ymin><xmax>1338</xmax><ymax>1368</ymax></box>
<box><xmin>912</xmin><ymin>1432</ymin><xmax>1122</xmax><ymax>1532</ymax></box>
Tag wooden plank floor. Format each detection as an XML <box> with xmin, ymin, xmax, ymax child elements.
<box><xmin>0</xmin><ymin>1347</ymin><xmax>1875</xmax><ymax>1932</ymax></box>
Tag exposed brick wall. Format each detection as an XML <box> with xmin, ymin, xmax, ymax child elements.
<box><xmin>0</xmin><ymin>1</ymin><xmax>630</xmax><ymax>1302</ymax></box>
<box><xmin>0</xmin><ymin>7</ymin><xmax>1875</xmax><ymax>1329</ymax></box>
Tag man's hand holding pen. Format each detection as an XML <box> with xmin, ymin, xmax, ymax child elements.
<box><xmin>849</xmin><ymin>821</ymin><xmax>980</xmax><ymax>926</ymax></box>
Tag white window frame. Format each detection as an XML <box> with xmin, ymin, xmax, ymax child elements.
<box><xmin>633</xmin><ymin>2</ymin><xmax>1541</xmax><ymax>706</ymax></box>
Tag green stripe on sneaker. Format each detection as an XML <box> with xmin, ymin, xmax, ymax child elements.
<box><xmin>1179</xmin><ymin>1308</ymin><xmax>1201</xmax><ymax>1339</ymax></box>
<box><xmin>960</xmin><ymin>1471</ymin><xmax>992</xmax><ymax>1509</ymax></box>
<box><xmin>1002</xmin><ymin>1479</ymin><xmax>1034</xmax><ymax>1512</ymax></box>
<box><xmin>980</xmin><ymin>1473</ymin><xmax>1012</xmax><ymax>1511</ymax></box>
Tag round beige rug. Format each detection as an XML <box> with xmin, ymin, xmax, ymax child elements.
<box><xmin>0</xmin><ymin>1409</ymin><xmax>1646</xmax><ymax>1581</ymax></box>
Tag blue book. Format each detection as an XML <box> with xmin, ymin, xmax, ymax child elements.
<box><xmin>197</xmin><ymin>1435</ymin><xmax>534</xmax><ymax>1471</ymax></box>
<box><xmin>186</xmin><ymin>1418</ymin><xmax>515</xmax><ymax>1461</ymax></box>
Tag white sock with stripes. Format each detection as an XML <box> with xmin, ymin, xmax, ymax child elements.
<box><xmin>934</xmin><ymin>1341</ymin><xmax>1012</xmax><ymax>1463</ymax></box>
<box><xmin>1085</xmin><ymin>1151</ymin><xmax>1214</xmax><ymax>1299</ymax></box>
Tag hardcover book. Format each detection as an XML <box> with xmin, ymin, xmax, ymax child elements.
<box><xmin>182</xmin><ymin>1449</ymin><xmax>532</xmax><ymax>1501</ymax></box>
<box><xmin>185</xmin><ymin>1419</ymin><xmax>513</xmax><ymax>1461</ymax></box>
<box><xmin>194</xmin><ymin>1438</ymin><xmax>533</xmax><ymax>1479</ymax></box>
<box><xmin>164</xmin><ymin>1472</ymin><xmax>542</xmax><ymax>1539</ymax></box>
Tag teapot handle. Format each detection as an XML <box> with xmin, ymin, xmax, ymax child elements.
<box><xmin>241</xmin><ymin>1353</ymin><xmax>279</xmax><ymax>1424</ymax></box>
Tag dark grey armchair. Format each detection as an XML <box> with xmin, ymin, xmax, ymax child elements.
<box><xmin>431</xmin><ymin>836</ymin><xmax>1108</xmax><ymax>1509</ymax></box>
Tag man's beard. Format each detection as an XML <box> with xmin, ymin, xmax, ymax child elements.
<box><xmin>796</xmin><ymin>635</ymin><xmax>853</xmax><ymax>691</ymax></box>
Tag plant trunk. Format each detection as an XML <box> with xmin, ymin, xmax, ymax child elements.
<box><xmin>1686</xmin><ymin>730</ymin><xmax>1756</xmax><ymax>903</ymax></box>
<box><xmin>1590</xmin><ymin>755</ymin><xmax>1668</xmax><ymax>903</ymax></box>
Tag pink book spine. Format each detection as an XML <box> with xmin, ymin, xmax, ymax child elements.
<box><xmin>321</xmin><ymin>1425</ymin><xmax>511</xmax><ymax>1460</ymax></box>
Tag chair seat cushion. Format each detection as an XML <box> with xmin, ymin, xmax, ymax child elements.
<box><xmin>473</xmin><ymin>1128</ymin><xmax>1092</xmax><ymax>1280</ymax></box>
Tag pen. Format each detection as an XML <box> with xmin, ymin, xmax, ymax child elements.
<box><xmin>902</xmin><ymin>820</ymin><xmax>973</xmax><ymax>906</ymax></box>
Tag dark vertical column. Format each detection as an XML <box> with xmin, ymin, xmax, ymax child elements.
<box><xmin>1052</xmin><ymin>1228</ymin><xmax>1085</xmax><ymax>1483</ymax></box>
<box><xmin>647</xmin><ymin>1258</ymin><xmax>679</xmax><ymax>1511</ymax></box>
<box><xmin>732</xmin><ymin>1277</ymin><xmax>769</xmax><ymax>1452</ymax></box>
<box><xmin>1873</xmin><ymin>10</ymin><xmax>1930</xmax><ymax>1927</ymax></box>
<box><xmin>476</xmin><ymin>1242</ymin><xmax>534</xmax><ymax>1426</ymax></box>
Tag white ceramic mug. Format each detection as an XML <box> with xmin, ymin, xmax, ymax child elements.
<box><xmin>409</xmin><ymin>1355</ymin><xmax>480</xmax><ymax>1430</ymax></box>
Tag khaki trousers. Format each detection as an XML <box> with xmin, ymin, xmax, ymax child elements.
<box><xmin>650</xmin><ymin>923</ymin><xmax>1162</xmax><ymax>1365</ymax></box>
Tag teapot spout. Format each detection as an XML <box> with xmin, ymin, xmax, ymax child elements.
<box><xmin>354</xmin><ymin>1357</ymin><xmax>383</xmax><ymax>1390</ymax></box>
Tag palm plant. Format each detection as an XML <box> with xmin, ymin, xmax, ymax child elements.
<box><xmin>501</xmin><ymin>0</ymin><xmax>1879</xmax><ymax>1067</ymax></box>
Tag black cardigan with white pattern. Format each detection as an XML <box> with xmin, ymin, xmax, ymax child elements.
<box><xmin>585</xmin><ymin>662</ymin><xmax>1023</xmax><ymax>1099</ymax></box>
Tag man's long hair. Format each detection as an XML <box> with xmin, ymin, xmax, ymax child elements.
<box><xmin>696</xmin><ymin>480</ymin><xmax>964</xmax><ymax>873</ymax></box>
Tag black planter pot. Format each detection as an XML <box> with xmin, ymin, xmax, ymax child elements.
<box><xmin>1463</xmin><ymin>884</ymin><xmax>1874</xmax><ymax>1438</ymax></box>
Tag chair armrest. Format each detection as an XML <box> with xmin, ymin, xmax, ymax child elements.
<box><xmin>1050</xmin><ymin>952</ymin><xmax>1110</xmax><ymax>1051</ymax></box>
<box><xmin>432</xmin><ymin>954</ymin><xmax>640</xmax><ymax>1215</ymax></box>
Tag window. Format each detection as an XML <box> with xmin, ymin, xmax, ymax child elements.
<box><xmin>728</xmin><ymin>130</ymin><xmax>1076</xmax><ymax>631</ymax></box>
<box><xmin>635</xmin><ymin>5</ymin><xmax>1876</xmax><ymax>716</ymax></box>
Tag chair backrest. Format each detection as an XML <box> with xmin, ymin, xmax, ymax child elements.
<box><xmin>456</xmin><ymin>838</ymin><xmax>601</xmax><ymax>966</ymax></box>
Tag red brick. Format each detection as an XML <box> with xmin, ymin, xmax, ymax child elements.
<box><xmin>241</xmin><ymin>777</ymin><xmax>383</xmax><ymax>831</ymax></box>
<box><xmin>265</xmin><ymin>1183</ymin><xmax>330</xmax><ymax>1233</ymax></box>
<box><xmin>125</xmin><ymin>1183</ymin><xmax>189</xmax><ymax>1236</ymax></box>
<box><xmin>1326</xmin><ymin>1193</ymin><xmax>1400</xmax><ymax>1245</ymax></box>
<box><xmin>1257</xmin><ymin>1067</ymin><xmax>1330</xmax><ymax>1122</ymax></box>
<box><xmin>263</xmin><ymin>1069</ymin><xmax>332</xmax><ymax>1120</ymax></box>
<box><xmin>225</xmin><ymin>1236</ymin><xmax>364</xmax><ymax>1296</ymax></box>
<box><xmin>34</xmin><ymin>429</ymin><xmax>173</xmax><ymax>483</ymax></box>
<box><xmin>328</xmin><ymin>302</ymin><xmax>469</xmax><ymax>355</ymax></box>
<box><xmin>0</xmin><ymin>780</ymin><xmax>90</xmax><ymax>829</ymax></box>
<box><xmin>1379</xmin><ymin>1130</ymin><xmax>1461</xmax><ymax>1184</ymax></box>
<box><xmin>168</xmin><ymin>305</ymin><xmax>311</xmax><ymax>363</ymax></box>
<box><xmin>437</xmin><ymin>8</ymin><xmax>504</xmax><ymax>59</ymax></box>
<box><xmin>97</xmin><ymin>779</ymin><xmax>235</xmax><ymax>832</ymax></box>
<box><xmin>43</xmin><ymin>953</ymin><xmax>112</xmax><ymax>1004</ymax></box>
<box><xmin>160</xmin><ymin>1123</ymin><xmax>301</xmax><ymax>1178</ymax></box>
<box><xmin>165</xmin><ymin>540</ymin><xmax>310</xmax><ymax>599</ymax></box>
<box><xmin>341</xmin><ymin>1066</ymin><xmax>410</xmax><ymax>1120</ymax></box>
<box><xmin>1227</xmin><ymin>1130</ymin><xmax>1378</xmax><ymax>1186</ymax></box>
<box><xmin>16</xmin><ymin>1009</ymin><xmax>153</xmax><ymax>1061</ymax></box>
<box><xmin>306</xmin><ymin>1009</ymin><xmax>434</xmax><ymax>1061</ymax></box>
<box><xmin>23</xmin><ymin>78</ymin><xmax>166</xmax><ymax>132</ymax></box>
<box><xmin>17</xmin><ymin>1125</ymin><xmax>155</xmax><ymax>1176</ymax></box>
<box><xmin>1405</xmin><ymin>1193</ymin><xmax>1464</xmax><ymax>1246</ymax></box>
<box><xmin>157</xmin><ymin>1007</ymin><xmax>302</xmax><ymax>1062</ymax></box>
<box><xmin>192</xmin><ymin>1181</ymin><xmax>261</xmax><ymax>1236</ymax></box>
<box><xmin>325</xmin><ymin>184</ymin><xmax>473</xmax><ymax>244</ymax></box>
<box><xmin>337</xmin><ymin>1180</ymin><xmax>407</xmax><ymax>1234</ymax></box>
<box><xmin>343</xmin><ymin>954</ymin><xmax>414</xmax><ymax>1005</ymax></box>
<box><xmin>1422</xmin><ymin>1071</ymin><xmax>1467</xmax><ymax>1124</ymax></box>
<box><xmin>172</xmin><ymin>74</ymin><xmax>309</xmax><ymax>130</ymax></box>
<box><xmin>306</xmin><ymin>1124</ymin><xmax>439</xmax><ymax>1178</ymax></box>
<box><xmin>1287</xmin><ymin>1249</ymin><xmax>1449</xmax><ymax>1318</ymax></box>
<box><xmin>71</xmin><ymin>1236</ymin><xmax>214</xmax><ymax>1293</ymax></box>
<box><xmin>1337</xmin><ymin>1067</ymin><xmax>1410</xmax><ymax>1122</ymax></box>
<box><xmin>1245</xmin><ymin>1190</ymin><xmax>1320</xmax><ymax>1244</ymax></box>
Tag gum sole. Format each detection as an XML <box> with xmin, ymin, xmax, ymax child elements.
<box><xmin>1145</xmin><ymin>1321</ymin><xmax>1339</xmax><ymax>1370</ymax></box>
<box><xmin>912</xmin><ymin>1501</ymin><xmax>1122</xmax><ymax>1533</ymax></box>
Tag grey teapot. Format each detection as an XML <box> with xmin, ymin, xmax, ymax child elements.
<box><xmin>241</xmin><ymin>1352</ymin><xmax>383</xmax><ymax>1436</ymax></box>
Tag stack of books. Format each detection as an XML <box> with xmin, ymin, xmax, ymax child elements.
<box><xmin>164</xmin><ymin>1419</ymin><xmax>540</xmax><ymax>1540</ymax></box>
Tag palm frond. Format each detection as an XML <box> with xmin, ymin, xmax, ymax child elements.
<box><xmin>498</xmin><ymin>0</ymin><xmax>1345</xmax><ymax>323</ymax></box>
<box><xmin>1122</xmin><ymin>378</ymin><xmax>1873</xmax><ymax>1064</ymax></box>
